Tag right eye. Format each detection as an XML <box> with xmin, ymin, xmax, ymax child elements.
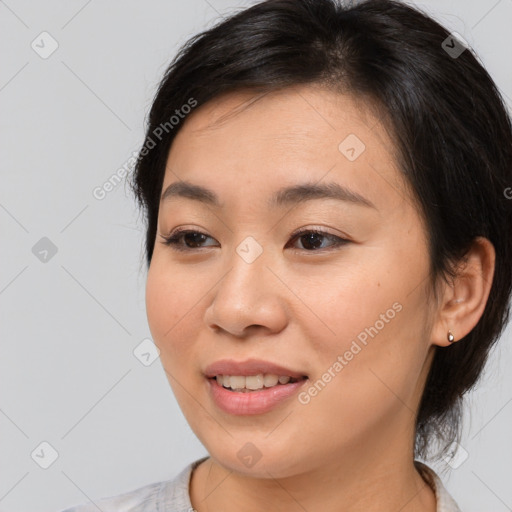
<box><xmin>159</xmin><ymin>229</ymin><xmax>218</xmax><ymax>252</ymax></box>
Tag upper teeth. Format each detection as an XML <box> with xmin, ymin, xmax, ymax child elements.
<box><xmin>215</xmin><ymin>374</ymin><xmax>296</xmax><ymax>390</ymax></box>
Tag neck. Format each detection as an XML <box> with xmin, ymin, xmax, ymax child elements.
<box><xmin>190</xmin><ymin>428</ymin><xmax>436</xmax><ymax>512</ymax></box>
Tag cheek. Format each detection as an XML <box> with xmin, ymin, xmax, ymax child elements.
<box><xmin>145</xmin><ymin>259</ymin><xmax>209</xmax><ymax>415</ymax></box>
<box><xmin>296</xmin><ymin>299</ymin><xmax>425</xmax><ymax>448</ymax></box>
<box><xmin>300</xmin><ymin>254</ymin><xmax>397</xmax><ymax>355</ymax></box>
<box><xmin>145</xmin><ymin>259</ymin><xmax>203</xmax><ymax>360</ymax></box>
<box><xmin>302</xmin><ymin>247</ymin><xmax>430</xmax><ymax>401</ymax></box>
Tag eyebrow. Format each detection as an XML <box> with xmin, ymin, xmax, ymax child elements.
<box><xmin>160</xmin><ymin>180</ymin><xmax>377</xmax><ymax>210</ymax></box>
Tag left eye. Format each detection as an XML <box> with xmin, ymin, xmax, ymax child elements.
<box><xmin>287</xmin><ymin>229</ymin><xmax>349</xmax><ymax>251</ymax></box>
<box><xmin>159</xmin><ymin>228</ymin><xmax>349</xmax><ymax>252</ymax></box>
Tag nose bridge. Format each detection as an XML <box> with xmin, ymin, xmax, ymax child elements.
<box><xmin>220</xmin><ymin>234</ymin><xmax>273</xmax><ymax>306</ymax></box>
<box><xmin>205</xmin><ymin>234</ymin><xmax>288</xmax><ymax>335</ymax></box>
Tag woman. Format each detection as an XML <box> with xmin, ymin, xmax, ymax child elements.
<box><xmin>60</xmin><ymin>0</ymin><xmax>512</xmax><ymax>510</ymax></box>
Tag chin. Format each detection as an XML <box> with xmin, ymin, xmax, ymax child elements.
<box><xmin>203</xmin><ymin>436</ymin><xmax>314</xmax><ymax>480</ymax></box>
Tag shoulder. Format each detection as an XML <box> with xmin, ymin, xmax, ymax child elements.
<box><xmin>57</xmin><ymin>456</ymin><xmax>209</xmax><ymax>512</ymax></box>
<box><xmin>57</xmin><ymin>480</ymin><xmax>163</xmax><ymax>512</ymax></box>
<box><xmin>415</xmin><ymin>460</ymin><xmax>462</xmax><ymax>512</ymax></box>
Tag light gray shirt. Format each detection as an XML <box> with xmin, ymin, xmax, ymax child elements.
<box><xmin>58</xmin><ymin>457</ymin><xmax>461</xmax><ymax>511</ymax></box>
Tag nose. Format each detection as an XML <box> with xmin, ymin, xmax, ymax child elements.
<box><xmin>203</xmin><ymin>244</ymin><xmax>289</xmax><ymax>338</ymax></box>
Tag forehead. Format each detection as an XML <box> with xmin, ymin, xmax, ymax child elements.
<box><xmin>163</xmin><ymin>85</ymin><xmax>410</xmax><ymax>214</ymax></box>
<box><xmin>173</xmin><ymin>86</ymin><xmax>378</xmax><ymax>153</ymax></box>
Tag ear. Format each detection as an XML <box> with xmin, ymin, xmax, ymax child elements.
<box><xmin>430</xmin><ymin>236</ymin><xmax>496</xmax><ymax>347</ymax></box>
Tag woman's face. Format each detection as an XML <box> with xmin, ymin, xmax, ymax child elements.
<box><xmin>146</xmin><ymin>85</ymin><xmax>440</xmax><ymax>477</ymax></box>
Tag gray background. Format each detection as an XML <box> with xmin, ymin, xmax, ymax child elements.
<box><xmin>0</xmin><ymin>0</ymin><xmax>511</xmax><ymax>510</ymax></box>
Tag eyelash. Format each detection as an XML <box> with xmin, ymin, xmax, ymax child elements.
<box><xmin>159</xmin><ymin>227</ymin><xmax>349</xmax><ymax>253</ymax></box>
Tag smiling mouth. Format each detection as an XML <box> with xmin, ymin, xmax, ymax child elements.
<box><xmin>209</xmin><ymin>374</ymin><xmax>308</xmax><ymax>392</ymax></box>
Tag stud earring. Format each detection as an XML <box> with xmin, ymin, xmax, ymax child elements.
<box><xmin>447</xmin><ymin>330</ymin><xmax>455</xmax><ymax>343</ymax></box>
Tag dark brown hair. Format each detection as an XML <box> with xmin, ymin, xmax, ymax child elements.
<box><xmin>130</xmin><ymin>0</ymin><xmax>512</xmax><ymax>459</ymax></box>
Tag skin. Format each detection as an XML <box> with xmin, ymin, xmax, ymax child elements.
<box><xmin>145</xmin><ymin>85</ymin><xmax>495</xmax><ymax>512</ymax></box>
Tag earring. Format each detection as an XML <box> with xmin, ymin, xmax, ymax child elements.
<box><xmin>447</xmin><ymin>330</ymin><xmax>455</xmax><ymax>343</ymax></box>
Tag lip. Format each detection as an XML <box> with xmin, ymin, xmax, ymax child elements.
<box><xmin>206</xmin><ymin>375</ymin><xmax>308</xmax><ymax>415</ymax></box>
<box><xmin>203</xmin><ymin>358</ymin><xmax>309</xmax><ymax>416</ymax></box>
<box><xmin>203</xmin><ymin>358</ymin><xmax>308</xmax><ymax>379</ymax></box>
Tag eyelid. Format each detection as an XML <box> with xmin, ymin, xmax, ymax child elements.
<box><xmin>288</xmin><ymin>225</ymin><xmax>349</xmax><ymax>242</ymax></box>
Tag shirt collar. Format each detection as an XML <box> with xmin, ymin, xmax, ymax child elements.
<box><xmin>415</xmin><ymin>461</ymin><xmax>462</xmax><ymax>511</ymax></box>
